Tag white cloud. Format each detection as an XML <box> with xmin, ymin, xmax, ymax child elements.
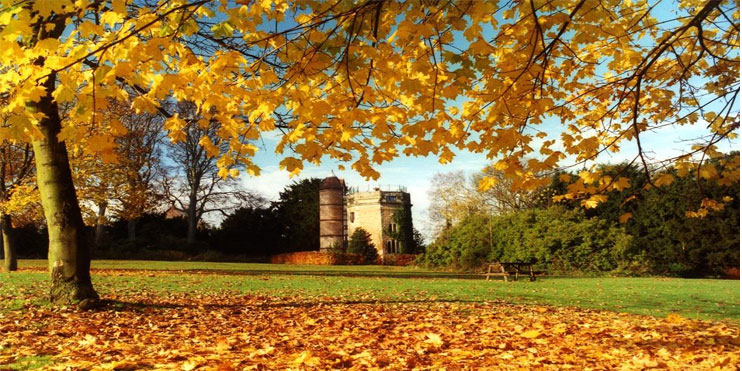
<box><xmin>233</xmin><ymin>120</ymin><xmax>739</xmax><ymax>242</ymax></box>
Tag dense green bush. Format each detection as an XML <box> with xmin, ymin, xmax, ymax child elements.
<box><xmin>619</xmin><ymin>174</ymin><xmax>740</xmax><ymax>276</ymax></box>
<box><xmin>423</xmin><ymin>155</ymin><xmax>739</xmax><ymax>276</ymax></box>
<box><xmin>421</xmin><ymin>207</ymin><xmax>632</xmax><ymax>273</ymax></box>
<box><xmin>539</xmin><ymin>157</ymin><xmax>740</xmax><ymax>276</ymax></box>
<box><xmin>212</xmin><ymin>206</ymin><xmax>281</xmax><ymax>257</ymax></box>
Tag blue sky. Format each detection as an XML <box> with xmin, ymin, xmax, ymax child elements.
<box><xmin>239</xmin><ymin>119</ymin><xmax>739</xmax><ymax>240</ymax></box>
<box><xmin>231</xmin><ymin>1</ymin><xmax>740</xmax><ymax>240</ymax></box>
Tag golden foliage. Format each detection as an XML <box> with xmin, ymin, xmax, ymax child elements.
<box><xmin>0</xmin><ymin>0</ymin><xmax>737</xmax><ymax>213</ymax></box>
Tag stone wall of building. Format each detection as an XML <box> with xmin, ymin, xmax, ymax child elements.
<box><xmin>347</xmin><ymin>190</ymin><xmax>411</xmax><ymax>259</ymax></box>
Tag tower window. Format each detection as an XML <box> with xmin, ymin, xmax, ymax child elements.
<box><xmin>349</xmin><ymin>212</ymin><xmax>355</xmax><ymax>223</ymax></box>
<box><xmin>385</xmin><ymin>195</ymin><xmax>396</xmax><ymax>202</ymax></box>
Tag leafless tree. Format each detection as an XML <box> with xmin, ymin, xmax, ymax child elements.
<box><xmin>163</xmin><ymin>102</ymin><xmax>265</xmax><ymax>244</ymax></box>
<box><xmin>473</xmin><ymin>167</ymin><xmax>540</xmax><ymax>215</ymax></box>
<box><xmin>427</xmin><ymin>168</ymin><xmax>539</xmax><ymax>236</ymax></box>
<box><xmin>111</xmin><ymin>101</ymin><xmax>167</xmax><ymax>242</ymax></box>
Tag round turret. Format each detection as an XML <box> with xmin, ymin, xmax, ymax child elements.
<box><xmin>320</xmin><ymin>176</ymin><xmax>344</xmax><ymax>190</ymax></box>
<box><xmin>319</xmin><ymin>176</ymin><xmax>345</xmax><ymax>251</ymax></box>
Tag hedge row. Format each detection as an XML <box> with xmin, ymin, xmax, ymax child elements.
<box><xmin>420</xmin><ymin>203</ymin><xmax>740</xmax><ymax>276</ymax></box>
<box><xmin>269</xmin><ymin>251</ymin><xmax>366</xmax><ymax>265</ymax></box>
<box><xmin>420</xmin><ymin>207</ymin><xmax>632</xmax><ymax>273</ymax></box>
<box><xmin>269</xmin><ymin>251</ymin><xmax>419</xmax><ymax>266</ymax></box>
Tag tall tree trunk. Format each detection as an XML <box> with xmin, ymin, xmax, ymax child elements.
<box><xmin>2</xmin><ymin>213</ymin><xmax>16</xmax><ymax>272</ymax></box>
<box><xmin>31</xmin><ymin>74</ymin><xmax>97</xmax><ymax>304</ymax></box>
<box><xmin>94</xmin><ymin>201</ymin><xmax>107</xmax><ymax>249</ymax></box>
<box><xmin>127</xmin><ymin>219</ymin><xmax>137</xmax><ymax>242</ymax></box>
<box><xmin>187</xmin><ymin>191</ymin><xmax>197</xmax><ymax>244</ymax></box>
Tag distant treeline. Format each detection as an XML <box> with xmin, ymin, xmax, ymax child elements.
<box><xmin>11</xmin><ymin>177</ymin><xmax>427</xmax><ymax>262</ymax></box>
<box><xmin>420</xmin><ymin>156</ymin><xmax>740</xmax><ymax>277</ymax></box>
<box><xmin>13</xmin><ymin>179</ymin><xmax>326</xmax><ymax>262</ymax></box>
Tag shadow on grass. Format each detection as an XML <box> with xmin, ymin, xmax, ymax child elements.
<box><xmin>93</xmin><ymin>268</ymin><xmax>494</xmax><ymax>280</ymax></box>
<box><xmin>98</xmin><ymin>297</ymin><xmax>490</xmax><ymax>312</ymax></box>
<box><xmin>21</xmin><ymin>266</ymin><xmax>553</xmax><ymax>281</ymax></box>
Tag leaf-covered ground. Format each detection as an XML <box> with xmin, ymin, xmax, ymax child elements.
<box><xmin>1</xmin><ymin>267</ymin><xmax>739</xmax><ymax>370</ymax></box>
<box><xmin>2</xmin><ymin>294</ymin><xmax>739</xmax><ymax>370</ymax></box>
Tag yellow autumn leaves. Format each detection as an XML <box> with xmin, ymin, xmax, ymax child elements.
<box><xmin>4</xmin><ymin>281</ymin><xmax>738</xmax><ymax>370</ymax></box>
<box><xmin>0</xmin><ymin>0</ymin><xmax>737</xmax><ymax>214</ymax></box>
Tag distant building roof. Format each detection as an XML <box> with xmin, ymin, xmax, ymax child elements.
<box><xmin>164</xmin><ymin>206</ymin><xmax>187</xmax><ymax>219</ymax></box>
<box><xmin>320</xmin><ymin>176</ymin><xmax>344</xmax><ymax>190</ymax></box>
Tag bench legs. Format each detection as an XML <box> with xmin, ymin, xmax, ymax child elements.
<box><xmin>529</xmin><ymin>265</ymin><xmax>536</xmax><ymax>281</ymax></box>
<box><xmin>486</xmin><ymin>264</ymin><xmax>539</xmax><ymax>281</ymax></box>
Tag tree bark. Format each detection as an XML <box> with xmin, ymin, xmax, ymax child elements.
<box><xmin>2</xmin><ymin>213</ymin><xmax>17</xmax><ymax>272</ymax></box>
<box><xmin>94</xmin><ymin>201</ymin><xmax>107</xmax><ymax>249</ymax></box>
<box><xmin>127</xmin><ymin>219</ymin><xmax>137</xmax><ymax>242</ymax></box>
<box><xmin>187</xmin><ymin>191</ymin><xmax>197</xmax><ymax>244</ymax></box>
<box><xmin>31</xmin><ymin>74</ymin><xmax>98</xmax><ymax>304</ymax></box>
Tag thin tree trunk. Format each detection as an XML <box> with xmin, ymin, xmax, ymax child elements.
<box><xmin>127</xmin><ymin>219</ymin><xmax>137</xmax><ymax>242</ymax></box>
<box><xmin>31</xmin><ymin>73</ymin><xmax>97</xmax><ymax>304</ymax></box>
<box><xmin>94</xmin><ymin>201</ymin><xmax>107</xmax><ymax>249</ymax></box>
<box><xmin>187</xmin><ymin>192</ymin><xmax>197</xmax><ymax>244</ymax></box>
<box><xmin>2</xmin><ymin>213</ymin><xmax>17</xmax><ymax>272</ymax></box>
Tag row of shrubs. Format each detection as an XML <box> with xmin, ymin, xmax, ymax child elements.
<box><xmin>9</xmin><ymin>217</ymin><xmax>419</xmax><ymax>266</ymax></box>
<box><xmin>270</xmin><ymin>251</ymin><xmax>418</xmax><ymax>266</ymax></box>
<box><xmin>270</xmin><ymin>251</ymin><xmax>366</xmax><ymax>265</ymax></box>
<box><xmin>420</xmin><ymin>204</ymin><xmax>739</xmax><ymax>277</ymax></box>
<box><xmin>420</xmin><ymin>157</ymin><xmax>740</xmax><ymax>277</ymax></box>
<box><xmin>419</xmin><ymin>207</ymin><xmax>632</xmax><ymax>273</ymax></box>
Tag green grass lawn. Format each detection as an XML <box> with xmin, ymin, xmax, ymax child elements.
<box><xmin>3</xmin><ymin>259</ymin><xmax>739</xmax><ymax>322</ymax></box>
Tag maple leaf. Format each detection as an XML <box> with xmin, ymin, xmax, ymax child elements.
<box><xmin>612</xmin><ymin>177</ymin><xmax>631</xmax><ymax>191</ymax></box>
<box><xmin>33</xmin><ymin>0</ymin><xmax>67</xmax><ymax>17</ymax></box>
<box><xmin>654</xmin><ymin>174</ymin><xmax>675</xmax><ymax>187</ymax></box>
<box><xmin>619</xmin><ymin>212</ymin><xmax>633</xmax><ymax>223</ymax></box>
<box><xmin>521</xmin><ymin>330</ymin><xmax>541</xmax><ymax>339</ymax></box>
<box><xmin>292</xmin><ymin>350</ymin><xmax>321</xmax><ymax>366</ymax></box>
<box><xmin>424</xmin><ymin>333</ymin><xmax>444</xmax><ymax>346</ymax></box>
<box><xmin>582</xmin><ymin>194</ymin><xmax>607</xmax><ymax>209</ymax></box>
<box><xmin>215</xmin><ymin>337</ymin><xmax>231</xmax><ymax>352</ymax></box>
<box><xmin>25</xmin><ymin>86</ymin><xmax>47</xmax><ymax>103</ymax></box>
<box><xmin>78</xmin><ymin>334</ymin><xmax>97</xmax><ymax>346</ymax></box>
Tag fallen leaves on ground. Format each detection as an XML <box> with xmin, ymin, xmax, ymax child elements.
<box><xmin>0</xmin><ymin>277</ymin><xmax>739</xmax><ymax>369</ymax></box>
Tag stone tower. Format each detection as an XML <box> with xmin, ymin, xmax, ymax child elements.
<box><xmin>346</xmin><ymin>187</ymin><xmax>412</xmax><ymax>259</ymax></box>
<box><xmin>318</xmin><ymin>176</ymin><xmax>345</xmax><ymax>252</ymax></box>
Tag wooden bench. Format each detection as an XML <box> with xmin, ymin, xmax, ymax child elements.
<box><xmin>485</xmin><ymin>261</ymin><xmax>541</xmax><ymax>281</ymax></box>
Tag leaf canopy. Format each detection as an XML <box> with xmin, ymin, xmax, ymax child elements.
<box><xmin>0</xmin><ymin>0</ymin><xmax>738</xmax><ymax>211</ymax></box>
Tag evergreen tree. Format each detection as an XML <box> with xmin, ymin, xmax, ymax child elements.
<box><xmin>272</xmin><ymin>178</ymin><xmax>323</xmax><ymax>252</ymax></box>
<box><xmin>348</xmin><ymin>228</ymin><xmax>378</xmax><ymax>264</ymax></box>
